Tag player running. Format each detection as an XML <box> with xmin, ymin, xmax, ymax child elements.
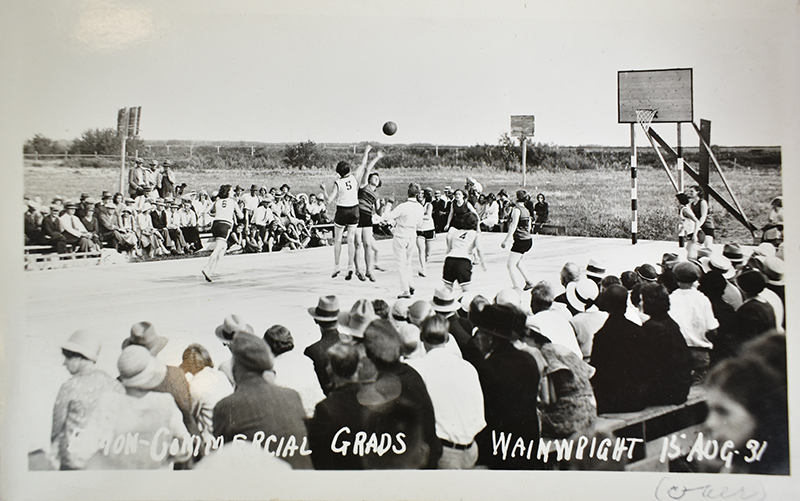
<box><xmin>202</xmin><ymin>184</ymin><xmax>244</xmax><ymax>282</ymax></box>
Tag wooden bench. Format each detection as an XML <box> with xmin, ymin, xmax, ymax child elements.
<box><xmin>534</xmin><ymin>223</ymin><xmax>566</xmax><ymax>236</ymax></box>
<box><xmin>592</xmin><ymin>386</ymin><xmax>708</xmax><ymax>471</ymax></box>
<box><xmin>25</xmin><ymin>249</ymin><xmax>103</xmax><ymax>271</ymax></box>
<box><xmin>24</xmin><ymin>245</ymin><xmax>55</xmax><ymax>254</ymax></box>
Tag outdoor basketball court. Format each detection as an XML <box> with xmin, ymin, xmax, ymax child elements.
<box><xmin>22</xmin><ymin>232</ymin><xmax>696</xmax><ymax>454</ymax></box>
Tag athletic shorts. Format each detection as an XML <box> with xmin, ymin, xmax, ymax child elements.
<box><xmin>416</xmin><ymin>229</ymin><xmax>435</xmax><ymax>240</ymax></box>
<box><xmin>510</xmin><ymin>238</ymin><xmax>533</xmax><ymax>254</ymax></box>
<box><xmin>334</xmin><ymin>205</ymin><xmax>359</xmax><ymax>226</ymax></box>
<box><xmin>701</xmin><ymin>225</ymin><xmax>715</xmax><ymax>238</ymax></box>
<box><xmin>443</xmin><ymin>256</ymin><xmax>472</xmax><ymax>286</ymax></box>
<box><xmin>358</xmin><ymin>210</ymin><xmax>373</xmax><ymax>228</ymax></box>
<box><xmin>211</xmin><ymin>220</ymin><xmax>233</xmax><ymax>239</ymax></box>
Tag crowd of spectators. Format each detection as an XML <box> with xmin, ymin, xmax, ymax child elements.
<box><xmin>44</xmin><ymin>234</ymin><xmax>786</xmax><ymax>473</ymax></box>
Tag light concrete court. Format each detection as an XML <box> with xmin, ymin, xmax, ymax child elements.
<box><xmin>23</xmin><ymin>232</ymin><xmax>696</xmax><ymax>453</ymax></box>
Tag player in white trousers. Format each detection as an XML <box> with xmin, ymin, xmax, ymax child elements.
<box><xmin>385</xmin><ymin>183</ymin><xmax>425</xmax><ymax>298</ymax></box>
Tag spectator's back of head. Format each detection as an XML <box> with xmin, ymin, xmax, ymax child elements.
<box><xmin>599</xmin><ymin>275</ymin><xmax>622</xmax><ymax>292</ymax></box>
<box><xmin>595</xmin><ymin>284</ymin><xmax>629</xmax><ymax>315</ymax></box>
<box><xmin>640</xmin><ymin>283</ymin><xmax>670</xmax><ymax>317</ymax></box>
<box><xmin>364</xmin><ymin>319</ymin><xmax>402</xmax><ymax>365</ymax></box>
<box><xmin>263</xmin><ymin>324</ymin><xmax>294</xmax><ymax>356</ymax></box>
<box><xmin>494</xmin><ymin>288</ymin><xmax>521</xmax><ymax>310</ymax></box>
<box><xmin>420</xmin><ymin>314</ymin><xmax>449</xmax><ymax>347</ymax></box>
<box><xmin>327</xmin><ymin>342</ymin><xmax>360</xmax><ymax>379</ymax></box>
<box><xmin>530</xmin><ymin>281</ymin><xmax>554</xmax><ymax>314</ymax></box>
<box><xmin>620</xmin><ymin>270</ymin><xmax>639</xmax><ymax>290</ymax></box>
<box><xmin>408</xmin><ymin>300</ymin><xmax>433</xmax><ymax>327</ymax></box>
<box><xmin>180</xmin><ymin>343</ymin><xmax>214</xmax><ymax>375</ymax></box>
<box><xmin>560</xmin><ymin>262</ymin><xmax>581</xmax><ymax>287</ymax></box>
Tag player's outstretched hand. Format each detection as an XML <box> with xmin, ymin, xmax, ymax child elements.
<box><xmin>364</xmin><ymin>144</ymin><xmax>372</xmax><ymax>154</ymax></box>
<box><xmin>376</xmin><ymin>150</ymin><xmax>385</xmax><ymax>159</ymax></box>
<box><xmin>500</xmin><ymin>241</ymin><xmax>507</xmax><ymax>249</ymax></box>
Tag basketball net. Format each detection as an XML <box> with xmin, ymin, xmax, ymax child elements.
<box><xmin>635</xmin><ymin>109</ymin><xmax>658</xmax><ymax>133</ymax></box>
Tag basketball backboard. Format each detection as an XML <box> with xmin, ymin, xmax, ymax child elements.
<box><xmin>618</xmin><ymin>68</ymin><xmax>693</xmax><ymax>123</ymax></box>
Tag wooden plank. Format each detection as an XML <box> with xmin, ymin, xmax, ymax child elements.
<box><xmin>618</xmin><ymin>68</ymin><xmax>693</xmax><ymax>123</ymax></box>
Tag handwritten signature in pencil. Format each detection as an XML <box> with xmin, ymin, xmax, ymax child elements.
<box><xmin>654</xmin><ymin>477</ymin><xmax>766</xmax><ymax>501</ymax></box>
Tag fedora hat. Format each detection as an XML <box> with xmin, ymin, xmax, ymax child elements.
<box><xmin>122</xmin><ymin>322</ymin><xmax>168</xmax><ymax>355</ymax></box>
<box><xmin>736</xmin><ymin>269</ymin><xmax>767</xmax><ymax>296</ymax></box>
<box><xmin>660</xmin><ymin>253</ymin><xmax>680</xmax><ymax>271</ymax></box>
<box><xmin>585</xmin><ymin>259</ymin><xmax>606</xmax><ymax>280</ymax></box>
<box><xmin>215</xmin><ymin>314</ymin><xmax>255</xmax><ymax>343</ymax></box>
<box><xmin>473</xmin><ymin>304</ymin><xmax>525</xmax><ymax>340</ymax></box>
<box><xmin>722</xmin><ymin>243</ymin><xmax>744</xmax><ymax>264</ymax></box>
<box><xmin>62</xmin><ymin>330</ymin><xmax>102</xmax><ymax>362</ymax></box>
<box><xmin>118</xmin><ymin>345</ymin><xmax>168</xmax><ymax>390</ymax></box>
<box><xmin>762</xmin><ymin>256</ymin><xmax>784</xmax><ymax>286</ymax></box>
<box><xmin>635</xmin><ymin>263</ymin><xmax>659</xmax><ymax>282</ymax></box>
<box><xmin>566</xmin><ymin>278</ymin><xmax>599</xmax><ymax>313</ymax></box>
<box><xmin>338</xmin><ymin>299</ymin><xmax>377</xmax><ymax>339</ymax></box>
<box><xmin>308</xmin><ymin>295</ymin><xmax>340</xmax><ymax>321</ymax></box>
<box><xmin>431</xmin><ymin>287</ymin><xmax>460</xmax><ymax>313</ymax></box>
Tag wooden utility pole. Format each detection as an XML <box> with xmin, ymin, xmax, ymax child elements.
<box><xmin>698</xmin><ymin>119</ymin><xmax>711</xmax><ymax>197</ymax></box>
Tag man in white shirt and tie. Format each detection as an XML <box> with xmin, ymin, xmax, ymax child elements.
<box><xmin>385</xmin><ymin>183</ymin><xmax>425</xmax><ymax>298</ymax></box>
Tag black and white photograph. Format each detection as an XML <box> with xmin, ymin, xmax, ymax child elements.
<box><xmin>2</xmin><ymin>0</ymin><xmax>799</xmax><ymax>499</ymax></box>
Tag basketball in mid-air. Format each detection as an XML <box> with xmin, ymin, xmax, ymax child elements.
<box><xmin>382</xmin><ymin>121</ymin><xmax>397</xmax><ymax>136</ymax></box>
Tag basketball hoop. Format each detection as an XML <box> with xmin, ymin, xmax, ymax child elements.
<box><xmin>635</xmin><ymin>109</ymin><xmax>658</xmax><ymax>133</ymax></box>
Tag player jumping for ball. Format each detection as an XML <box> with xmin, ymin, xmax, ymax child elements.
<box><xmin>202</xmin><ymin>184</ymin><xmax>244</xmax><ymax>282</ymax></box>
<box><xmin>355</xmin><ymin>148</ymin><xmax>385</xmax><ymax>281</ymax></box>
<box><xmin>320</xmin><ymin>145</ymin><xmax>373</xmax><ymax>280</ymax></box>
<box><xmin>442</xmin><ymin>212</ymin><xmax>485</xmax><ymax>293</ymax></box>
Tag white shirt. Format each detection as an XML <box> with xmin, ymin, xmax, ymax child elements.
<box><xmin>531</xmin><ymin>309</ymin><xmax>583</xmax><ymax>358</ymax></box>
<box><xmin>386</xmin><ymin>198</ymin><xmax>425</xmax><ymax>240</ymax></box>
<box><xmin>253</xmin><ymin>205</ymin><xmax>275</xmax><ymax>226</ymax></box>
<box><xmin>569</xmin><ymin>309</ymin><xmax>609</xmax><ymax>359</ymax></box>
<box><xmin>186</xmin><ymin>367</ymin><xmax>233</xmax><ymax>440</ymax></box>
<box><xmin>758</xmin><ymin>288</ymin><xmax>784</xmax><ymax>332</ymax></box>
<box><xmin>240</xmin><ymin>193</ymin><xmax>260</xmax><ymax>212</ymax></box>
<box><xmin>446</xmin><ymin>228</ymin><xmax>478</xmax><ymax>259</ymax></box>
<box><xmin>59</xmin><ymin>213</ymin><xmax>87</xmax><ymax>238</ymax></box>
<box><xmin>406</xmin><ymin>347</ymin><xmax>485</xmax><ymax>445</ymax></box>
<box><xmin>668</xmin><ymin>287</ymin><xmax>719</xmax><ymax>349</ymax></box>
<box><xmin>482</xmin><ymin>201</ymin><xmax>499</xmax><ymax>227</ymax></box>
<box><xmin>211</xmin><ymin>197</ymin><xmax>243</xmax><ymax>225</ymax></box>
<box><xmin>269</xmin><ymin>351</ymin><xmax>326</xmax><ymax>419</ymax></box>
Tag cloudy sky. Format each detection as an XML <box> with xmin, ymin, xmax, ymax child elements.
<box><xmin>4</xmin><ymin>0</ymin><xmax>799</xmax><ymax>147</ymax></box>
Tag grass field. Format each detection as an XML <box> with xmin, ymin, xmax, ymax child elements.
<box><xmin>24</xmin><ymin>160</ymin><xmax>781</xmax><ymax>244</ymax></box>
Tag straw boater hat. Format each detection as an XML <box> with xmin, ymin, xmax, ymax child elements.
<box><xmin>494</xmin><ymin>288</ymin><xmax>521</xmax><ymax>310</ymax></box>
<box><xmin>431</xmin><ymin>287</ymin><xmax>460</xmax><ymax>313</ymax></box>
<box><xmin>122</xmin><ymin>321</ymin><xmax>169</xmax><ymax>355</ymax></box>
<box><xmin>566</xmin><ymin>278</ymin><xmax>599</xmax><ymax>313</ymax></box>
<box><xmin>307</xmin><ymin>295</ymin><xmax>340</xmax><ymax>321</ymax></box>
<box><xmin>752</xmin><ymin>242</ymin><xmax>776</xmax><ymax>259</ymax></box>
<box><xmin>338</xmin><ymin>299</ymin><xmax>377</xmax><ymax>339</ymax></box>
<box><xmin>118</xmin><ymin>345</ymin><xmax>168</xmax><ymax>390</ymax></box>
<box><xmin>215</xmin><ymin>314</ymin><xmax>255</xmax><ymax>344</ymax></box>
<box><xmin>458</xmin><ymin>291</ymin><xmax>478</xmax><ymax>314</ymax></box>
<box><xmin>585</xmin><ymin>259</ymin><xmax>606</xmax><ymax>281</ymax></box>
<box><xmin>61</xmin><ymin>330</ymin><xmax>102</xmax><ymax>362</ymax></box>
<box><xmin>762</xmin><ymin>256</ymin><xmax>784</xmax><ymax>286</ymax></box>
<box><xmin>707</xmin><ymin>255</ymin><xmax>735</xmax><ymax>280</ymax></box>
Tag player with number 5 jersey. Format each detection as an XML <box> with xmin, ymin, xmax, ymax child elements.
<box><xmin>202</xmin><ymin>184</ymin><xmax>244</xmax><ymax>282</ymax></box>
<box><xmin>320</xmin><ymin>145</ymin><xmax>374</xmax><ymax>280</ymax></box>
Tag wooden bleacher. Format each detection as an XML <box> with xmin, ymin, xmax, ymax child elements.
<box><xmin>592</xmin><ymin>386</ymin><xmax>708</xmax><ymax>471</ymax></box>
<box><xmin>25</xmin><ymin>246</ymin><xmax>103</xmax><ymax>271</ymax></box>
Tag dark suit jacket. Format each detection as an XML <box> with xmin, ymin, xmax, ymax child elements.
<box><xmin>640</xmin><ymin>314</ymin><xmax>692</xmax><ymax>407</ymax></box>
<box><xmin>590</xmin><ymin>314</ymin><xmax>648</xmax><ymax>414</ymax></box>
<box><xmin>734</xmin><ymin>299</ymin><xmax>777</xmax><ymax>353</ymax></box>
<box><xmin>308</xmin><ymin>382</ymin><xmax>364</xmax><ymax>470</ymax></box>
<box><xmin>303</xmin><ymin>327</ymin><xmax>340</xmax><ymax>395</ymax></box>
<box><xmin>151</xmin><ymin>210</ymin><xmax>168</xmax><ymax>230</ymax></box>
<box><xmin>213</xmin><ymin>371</ymin><xmax>312</xmax><ymax>469</ymax></box>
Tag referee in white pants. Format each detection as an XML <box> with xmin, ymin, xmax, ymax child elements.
<box><xmin>386</xmin><ymin>183</ymin><xmax>425</xmax><ymax>299</ymax></box>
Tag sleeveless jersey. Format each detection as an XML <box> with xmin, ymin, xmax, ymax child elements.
<box><xmin>447</xmin><ymin>229</ymin><xmax>477</xmax><ymax>259</ymax></box>
<box><xmin>690</xmin><ymin>200</ymin><xmax>714</xmax><ymax>229</ymax></box>
<box><xmin>513</xmin><ymin>204</ymin><xmax>532</xmax><ymax>241</ymax></box>
<box><xmin>358</xmin><ymin>187</ymin><xmax>378</xmax><ymax>216</ymax></box>
<box><xmin>419</xmin><ymin>202</ymin><xmax>435</xmax><ymax>231</ymax></box>
<box><xmin>212</xmin><ymin>197</ymin><xmax>238</xmax><ymax>225</ymax></box>
<box><xmin>335</xmin><ymin>174</ymin><xmax>358</xmax><ymax>207</ymax></box>
<box><xmin>450</xmin><ymin>200</ymin><xmax>471</xmax><ymax>229</ymax></box>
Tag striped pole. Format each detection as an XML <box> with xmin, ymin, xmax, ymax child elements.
<box><xmin>630</xmin><ymin>123</ymin><xmax>637</xmax><ymax>244</ymax></box>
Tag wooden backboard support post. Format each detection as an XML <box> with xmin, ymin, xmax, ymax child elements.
<box><xmin>630</xmin><ymin>123</ymin><xmax>637</xmax><ymax>245</ymax></box>
<box><xmin>521</xmin><ymin>136</ymin><xmax>528</xmax><ymax>187</ymax></box>
<box><xmin>510</xmin><ymin>115</ymin><xmax>534</xmax><ymax>187</ymax></box>
<box><xmin>698</xmin><ymin>119</ymin><xmax>711</xmax><ymax>196</ymax></box>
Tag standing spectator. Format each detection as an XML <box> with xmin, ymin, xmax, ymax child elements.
<box><xmin>128</xmin><ymin>158</ymin><xmax>149</xmax><ymax>198</ymax></box>
<box><xmin>157</xmin><ymin>160</ymin><xmax>176</xmax><ymax>199</ymax></box>
<box><xmin>50</xmin><ymin>330</ymin><xmax>125</xmax><ymax>470</ymax></box>
<box><xmin>668</xmin><ymin>261</ymin><xmax>719</xmax><ymax>384</ymax></box>
<box><xmin>406</xmin><ymin>315</ymin><xmax>486</xmax><ymax>469</ymax></box>
<box><xmin>385</xmin><ymin>183</ymin><xmax>425</xmax><ymax>299</ymax></box>
<box><xmin>240</xmin><ymin>184</ymin><xmax>260</xmax><ymax>224</ymax></box>
<box><xmin>304</xmin><ymin>296</ymin><xmax>342</xmax><ymax>396</ymax></box>
<box><xmin>213</xmin><ymin>332</ymin><xmax>312</xmax><ymax>469</ymax></box>
<box><xmin>432</xmin><ymin>189</ymin><xmax>450</xmax><ymax>233</ymax></box>
<box><xmin>533</xmin><ymin>193</ymin><xmax>549</xmax><ymax>230</ymax></box>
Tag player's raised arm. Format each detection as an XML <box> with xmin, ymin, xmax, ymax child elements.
<box><xmin>352</xmin><ymin>144</ymin><xmax>372</xmax><ymax>186</ymax></box>
<box><xmin>360</xmin><ymin>149</ymin><xmax>384</xmax><ymax>188</ymax></box>
<box><xmin>319</xmin><ymin>182</ymin><xmax>337</xmax><ymax>205</ymax></box>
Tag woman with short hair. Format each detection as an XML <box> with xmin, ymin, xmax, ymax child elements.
<box><xmin>500</xmin><ymin>190</ymin><xmax>535</xmax><ymax>291</ymax></box>
<box><xmin>201</xmin><ymin>184</ymin><xmax>243</xmax><ymax>282</ymax></box>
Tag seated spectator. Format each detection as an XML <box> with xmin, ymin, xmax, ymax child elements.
<box><xmin>136</xmin><ymin>203</ymin><xmax>168</xmax><ymax>258</ymax></box>
<box><xmin>761</xmin><ymin>196</ymin><xmax>783</xmax><ymax>247</ymax></box>
<box><xmin>78</xmin><ymin>199</ymin><xmax>103</xmax><ymax>249</ymax></box>
<box><xmin>308</xmin><ymin>342</ymin><xmax>365</xmax><ymax>470</ymax></box>
<box><xmin>566</xmin><ymin>278</ymin><xmax>606</xmax><ymax>360</ymax></box>
<box><xmin>697</xmin><ymin>270</ymin><xmax>739</xmax><ymax>366</ymax></box>
<box><xmin>178</xmin><ymin>198</ymin><xmax>203</xmax><ymax>252</ymax></box>
<box><xmin>638</xmin><ymin>283</ymin><xmax>692</xmax><ymax>406</ymax></box>
<box><xmin>669</xmin><ymin>261</ymin><xmax>718</xmax><ymax>385</ymax></box>
<box><xmin>590</xmin><ymin>285</ymin><xmax>647</xmax><ymax>414</ymax></box>
<box><xmin>179</xmin><ymin>343</ymin><xmax>233</xmax><ymax>452</ymax></box>
<box><xmin>658</xmin><ymin>252</ymin><xmax>681</xmax><ymax>293</ymax></box>
<box><xmin>50</xmin><ymin>330</ymin><xmax>125</xmax><ymax>470</ymax></box>
<box><xmin>514</xmin><ymin>323</ymin><xmax>597</xmax><ymax>438</ymax></box>
<box><xmin>117</xmin><ymin>207</ymin><xmax>140</xmax><ymax>254</ymax></box>
<box><xmin>24</xmin><ymin>199</ymin><xmax>44</xmax><ymax>245</ymax></box>
<box><xmin>262</xmin><ymin>324</ymin><xmax>325</xmax><ymax>419</ymax></box>
<box><xmin>244</xmin><ymin>225</ymin><xmax>263</xmax><ymax>253</ymax></box>
<box><xmin>553</xmin><ymin>262</ymin><xmax>581</xmax><ymax>314</ymax></box>
<box><xmin>213</xmin><ymin>332</ymin><xmax>312</xmax><ymax>469</ymax></box>
<box><xmin>59</xmin><ymin>202</ymin><xmax>97</xmax><ymax>252</ymax></box>
<box><xmin>733</xmin><ymin>270</ymin><xmax>776</xmax><ymax>354</ymax></box>
<box><xmin>40</xmin><ymin>204</ymin><xmax>68</xmax><ymax>253</ymax></box>
<box><xmin>585</xmin><ymin>258</ymin><xmax>606</xmax><ymax>285</ymax></box>
<box><xmin>166</xmin><ymin>202</ymin><xmax>189</xmax><ymax>254</ymax></box>
<box><xmin>307</xmin><ymin>193</ymin><xmax>328</xmax><ymax>225</ymax></box>
<box><xmin>406</xmin><ymin>315</ymin><xmax>486</xmax><ymax>469</ymax></box>
<box><xmin>479</xmin><ymin>193</ymin><xmax>500</xmax><ymax>232</ymax></box>
<box><xmin>533</xmin><ymin>193</ymin><xmax>549</xmax><ymax>226</ymax></box>
<box><xmin>529</xmin><ymin>281</ymin><xmax>582</xmax><ymax>358</ymax></box>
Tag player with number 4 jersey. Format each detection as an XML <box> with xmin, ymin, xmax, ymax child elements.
<box><xmin>443</xmin><ymin>212</ymin><xmax>485</xmax><ymax>291</ymax></box>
